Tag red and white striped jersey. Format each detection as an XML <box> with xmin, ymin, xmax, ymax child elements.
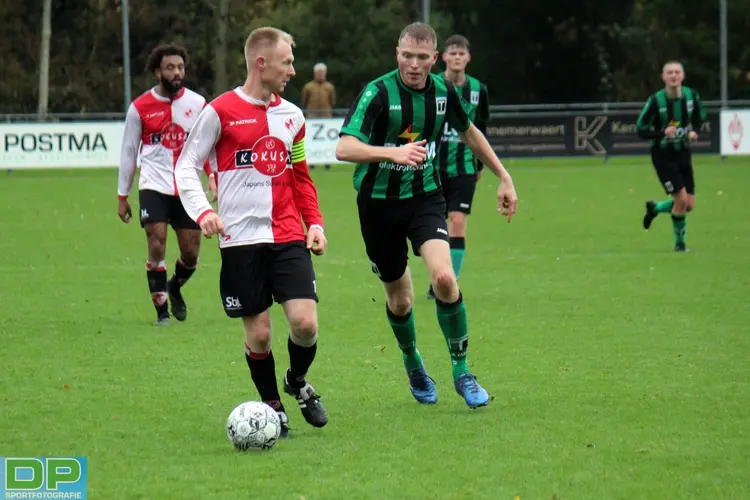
<box><xmin>118</xmin><ymin>87</ymin><xmax>213</xmax><ymax>199</ymax></box>
<box><xmin>175</xmin><ymin>87</ymin><xmax>323</xmax><ymax>249</ymax></box>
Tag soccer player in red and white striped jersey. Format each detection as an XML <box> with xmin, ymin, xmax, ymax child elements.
<box><xmin>175</xmin><ymin>28</ymin><xmax>328</xmax><ymax>436</ymax></box>
<box><xmin>117</xmin><ymin>44</ymin><xmax>216</xmax><ymax>326</ymax></box>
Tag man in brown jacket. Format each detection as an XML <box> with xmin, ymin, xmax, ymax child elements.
<box><xmin>301</xmin><ymin>62</ymin><xmax>336</xmax><ymax>118</ymax></box>
<box><xmin>301</xmin><ymin>62</ymin><xmax>336</xmax><ymax>169</ymax></box>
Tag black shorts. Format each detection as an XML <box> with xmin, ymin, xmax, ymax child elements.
<box><xmin>357</xmin><ymin>189</ymin><xmax>449</xmax><ymax>283</ymax></box>
<box><xmin>219</xmin><ymin>241</ymin><xmax>318</xmax><ymax>318</ymax></box>
<box><xmin>650</xmin><ymin>148</ymin><xmax>695</xmax><ymax>195</ymax></box>
<box><xmin>439</xmin><ymin>171</ymin><xmax>478</xmax><ymax>215</ymax></box>
<box><xmin>138</xmin><ymin>189</ymin><xmax>200</xmax><ymax>230</ymax></box>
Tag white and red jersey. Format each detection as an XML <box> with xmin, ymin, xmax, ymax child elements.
<box><xmin>118</xmin><ymin>87</ymin><xmax>213</xmax><ymax>199</ymax></box>
<box><xmin>175</xmin><ymin>87</ymin><xmax>323</xmax><ymax>249</ymax></box>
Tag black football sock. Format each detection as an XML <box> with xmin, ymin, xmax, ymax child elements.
<box><xmin>171</xmin><ymin>256</ymin><xmax>197</xmax><ymax>289</ymax></box>
<box><xmin>287</xmin><ymin>332</ymin><xmax>318</xmax><ymax>388</ymax></box>
<box><xmin>244</xmin><ymin>345</ymin><xmax>284</xmax><ymax>412</ymax></box>
<box><xmin>146</xmin><ymin>261</ymin><xmax>168</xmax><ymax>315</ymax></box>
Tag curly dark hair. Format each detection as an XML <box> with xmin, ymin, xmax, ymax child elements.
<box><xmin>145</xmin><ymin>44</ymin><xmax>189</xmax><ymax>73</ymax></box>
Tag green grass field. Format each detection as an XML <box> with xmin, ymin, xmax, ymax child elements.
<box><xmin>1</xmin><ymin>156</ymin><xmax>749</xmax><ymax>500</ymax></box>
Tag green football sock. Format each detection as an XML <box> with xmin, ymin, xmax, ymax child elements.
<box><xmin>435</xmin><ymin>293</ymin><xmax>470</xmax><ymax>380</ymax></box>
<box><xmin>449</xmin><ymin>237</ymin><xmax>465</xmax><ymax>278</ymax></box>
<box><xmin>386</xmin><ymin>307</ymin><xmax>423</xmax><ymax>371</ymax></box>
<box><xmin>671</xmin><ymin>214</ymin><xmax>687</xmax><ymax>246</ymax></box>
<box><xmin>654</xmin><ymin>200</ymin><xmax>674</xmax><ymax>213</ymax></box>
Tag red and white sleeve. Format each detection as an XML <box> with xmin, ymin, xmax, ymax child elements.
<box><xmin>117</xmin><ymin>104</ymin><xmax>142</xmax><ymax>199</ymax></box>
<box><xmin>200</xmin><ymin>100</ymin><xmax>216</xmax><ymax>177</ymax></box>
<box><xmin>291</xmin><ymin>122</ymin><xmax>324</xmax><ymax>231</ymax></box>
<box><xmin>175</xmin><ymin>105</ymin><xmax>221</xmax><ymax>224</ymax></box>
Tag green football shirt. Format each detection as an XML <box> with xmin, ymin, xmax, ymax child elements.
<box><xmin>340</xmin><ymin>69</ymin><xmax>471</xmax><ymax>199</ymax></box>
<box><xmin>434</xmin><ymin>73</ymin><xmax>489</xmax><ymax>177</ymax></box>
<box><xmin>636</xmin><ymin>87</ymin><xmax>707</xmax><ymax>151</ymax></box>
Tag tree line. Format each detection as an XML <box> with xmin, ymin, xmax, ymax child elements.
<box><xmin>2</xmin><ymin>0</ymin><xmax>749</xmax><ymax>114</ymax></box>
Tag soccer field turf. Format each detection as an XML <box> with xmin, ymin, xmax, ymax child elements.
<box><xmin>1</xmin><ymin>156</ymin><xmax>748</xmax><ymax>499</ymax></box>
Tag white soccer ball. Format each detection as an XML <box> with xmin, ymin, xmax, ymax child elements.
<box><xmin>226</xmin><ymin>401</ymin><xmax>281</xmax><ymax>451</ymax></box>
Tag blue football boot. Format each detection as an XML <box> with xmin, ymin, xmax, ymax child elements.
<box><xmin>406</xmin><ymin>365</ymin><xmax>438</xmax><ymax>405</ymax></box>
<box><xmin>454</xmin><ymin>373</ymin><xmax>490</xmax><ymax>408</ymax></box>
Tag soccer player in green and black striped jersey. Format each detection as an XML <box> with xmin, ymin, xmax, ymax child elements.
<box><xmin>426</xmin><ymin>34</ymin><xmax>490</xmax><ymax>300</ymax></box>
<box><xmin>637</xmin><ymin>61</ymin><xmax>706</xmax><ymax>252</ymax></box>
<box><xmin>336</xmin><ymin>22</ymin><xmax>518</xmax><ymax>409</ymax></box>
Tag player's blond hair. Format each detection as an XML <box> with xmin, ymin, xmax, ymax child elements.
<box><xmin>398</xmin><ymin>22</ymin><xmax>437</xmax><ymax>49</ymax></box>
<box><xmin>244</xmin><ymin>27</ymin><xmax>295</xmax><ymax>68</ymax></box>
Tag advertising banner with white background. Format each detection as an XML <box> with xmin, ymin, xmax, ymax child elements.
<box><xmin>0</xmin><ymin>118</ymin><xmax>346</xmax><ymax>169</ymax></box>
<box><xmin>720</xmin><ymin>110</ymin><xmax>749</xmax><ymax>155</ymax></box>
<box><xmin>303</xmin><ymin>117</ymin><xmax>346</xmax><ymax>165</ymax></box>
<box><xmin>0</xmin><ymin>121</ymin><xmax>124</xmax><ymax>169</ymax></box>
<box><xmin>7</xmin><ymin>113</ymin><xmax>748</xmax><ymax>167</ymax></box>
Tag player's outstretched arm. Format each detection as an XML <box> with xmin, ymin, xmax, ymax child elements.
<box><xmin>290</xmin><ymin>123</ymin><xmax>327</xmax><ymax>255</ymax></box>
<box><xmin>336</xmin><ymin>135</ymin><xmax>426</xmax><ymax>167</ymax></box>
<box><xmin>459</xmin><ymin>123</ymin><xmax>518</xmax><ymax>221</ymax></box>
<box><xmin>175</xmin><ymin>105</ymin><xmax>224</xmax><ymax>237</ymax></box>
<box><xmin>116</xmin><ymin>104</ymin><xmax>142</xmax><ymax>223</ymax></box>
<box><xmin>474</xmin><ymin>83</ymin><xmax>491</xmax><ymax>173</ymax></box>
<box><xmin>460</xmin><ymin>123</ymin><xmax>511</xmax><ymax>181</ymax></box>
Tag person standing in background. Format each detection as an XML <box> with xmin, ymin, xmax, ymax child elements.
<box><xmin>301</xmin><ymin>62</ymin><xmax>336</xmax><ymax>170</ymax></box>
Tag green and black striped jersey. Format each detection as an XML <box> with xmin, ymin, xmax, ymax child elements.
<box><xmin>636</xmin><ymin>87</ymin><xmax>707</xmax><ymax>151</ymax></box>
<box><xmin>435</xmin><ymin>73</ymin><xmax>489</xmax><ymax>178</ymax></box>
<box><xmin>339</xmin><ymin>69</ymin><xmax>471</xmax><ymax>200</ymax></box>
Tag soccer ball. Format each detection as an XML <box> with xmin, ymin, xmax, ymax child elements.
<box><xmin>226</xmin><ymin>401</ymin><xmax>281</xmax><ymax>451</ymax></box>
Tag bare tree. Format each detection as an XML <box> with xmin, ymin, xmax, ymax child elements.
<box><xmin>38</xmin><ymin>0</ymin><xmax>52</xmax><ymax>116</ymax></box>
<box><xmin>213</xmin><ymin>0</ymin><xmax>229</xmax><ymax>96</ymax></box>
